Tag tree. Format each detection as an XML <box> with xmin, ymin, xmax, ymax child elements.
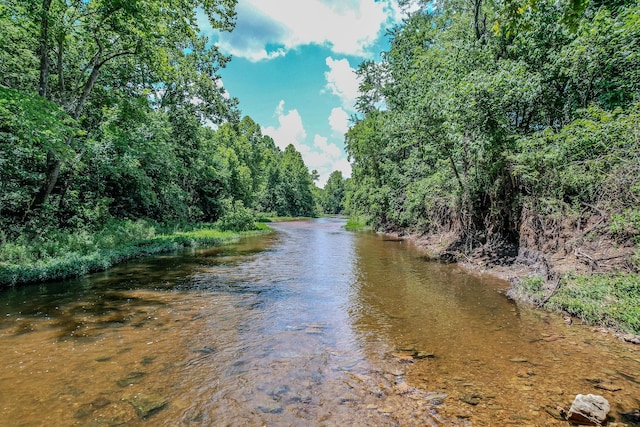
<box><xmin>345</xmin><ymin>0</ymin><xmax>640</xmax><ymax>254</ymax></box>
<box><xmin>1</xmin><ymin>0</ymin><xmax>238</xmax><ymax>214</ymax></box>
<box><xmin>322</xmin><ymin>171</ymin><xmax>346</xmax><ymax>214</ymax></box>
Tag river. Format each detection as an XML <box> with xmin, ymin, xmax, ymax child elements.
<box><xmin>0</xmin><ymin>218</ymin><xmax>638</xmax><ymax>426</ymax></box>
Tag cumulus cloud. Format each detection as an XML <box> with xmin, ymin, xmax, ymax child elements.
<box><xmin>205</xmin><ymin>0</ymin><xmax>404</xmax><ymax>62</ymax></box>
<box><xmin>300</xmin><ymin>135</ymin><xmax>349</xmax><ymax>187</ymax></box>
<box><xmin>328</xmin><ymin>107</ymin><xmax>350</xmax><ymax>135</ymax></box>
<box><xmin>261</xmin><ymin>101</ymin><xmax>350</xmax><ymax>186</ymax></box>
<box><xmin>261</xmin><ymin>101</ymin><xmax>307</xmax><ymax>151</ymax></box>
<box><xmin>324</xmin><ymin>57</ymin><xmax>360</xmax><ymax>111</ymax></box>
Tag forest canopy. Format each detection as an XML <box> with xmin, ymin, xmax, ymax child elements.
<box><xmin>345</xmin><ymin>0</ymin><xmax>640</xmax><ymax>260</ymax></box>
<box><xmin>0</xmin><ymin>0</ymin><xmax>320</xmax><ymax>244</ymax></box>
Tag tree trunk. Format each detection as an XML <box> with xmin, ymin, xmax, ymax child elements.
<box><xmin>38</xmin><ymin>0</ymin><xmax>52</xmax><ymax>98</ymax></box>
<box><xmin>32</xmin><ymin>149</ymin><xmax>62</xmax><ymax>208</ymax></box>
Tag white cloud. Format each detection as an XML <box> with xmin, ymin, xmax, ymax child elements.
<box><xmin>324</xmin><ymin>57</ymin><xmax>360</xmax><ymax>111</ymax></box>
<box><xmin>261</xmin><ymin>101</ymin><xmax>351</xmax><ymax>186</ymax></box>
<box><xmin>261</xmin><ymin>101</ymin><xmax>307</xmax><ymax>151</ymax></box>
<box><xmin>313</xmin><ymin>135</ymin><xmax>342</xmax><ymax>159</ymax></box>
<box><xmin>300</xmin><ymin>135</ymin><xmax>349</xmax><ymax>187</ymax></box>
<box><xmin>328</xmin><ymin>107</ymin><xmax>350</xmax><ymax>135</ymax></box>
<box><xmin>205</xmin><ymin>0</ymin><xmax>405</xmax><ymax>62</ymax></box>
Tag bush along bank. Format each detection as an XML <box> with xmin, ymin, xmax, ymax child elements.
<box><xmin>0</xmin><ymin>219</ymin><xmax>271</xmax><ymax>288</ymax></box>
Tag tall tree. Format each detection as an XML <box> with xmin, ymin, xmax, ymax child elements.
<box><xmin>2</xmin><ymin>0</ymin><xmax>237</xmax><ymax>213</ymax></box>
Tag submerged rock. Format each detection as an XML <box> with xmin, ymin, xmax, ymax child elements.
<box><xmin>413</xmin><ymin>351</ymin><xmax>436</xmax><ymax>359</ymax></box>
<box><xmin>621</xmin><ymin>409</ymin><xmax>640</xmax><ymax>423</ymax></box>
<box><xmin>256</xmin><ymin>400</ymin><xmax>283</xmax><ymax>414</ymax></box>
<box><xmin>459</xmin><ymin>393</ymin><xmax>481</xmax><ymax>406</ymax></box>
<box><xmin>567</xmin><ymin>394</ymin><xmax>610</xmax><ymax>426</ymax></box>
<box><xmin>73</xmin><ymin>397</ymin><xmax>111</xmax><ymax>419</ymax></box>
<box><xmin>116</xmin><ymin>371</ymin><xmax>146</xmax><ymax>387</ymax></box>
<box><xmin>122</xmin><ymin>393</ymin><xmax>168</xmax><ymax>418</ymax></box>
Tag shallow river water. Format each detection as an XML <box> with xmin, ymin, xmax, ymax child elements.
<box><xmin>0</xmin><ymin>218</ymin><xmax>638</xmax><ymax>426</ymax></box>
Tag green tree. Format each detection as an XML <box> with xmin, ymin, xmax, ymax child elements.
<box><xmin>321</xmin><ymin>171</ymin><xmax>346</xmax><ymax>214</ymax></box>
<box><xmin>1</xmin><ymin>0</ymin><xmax>237</xmax><ymax>214</ymax></box>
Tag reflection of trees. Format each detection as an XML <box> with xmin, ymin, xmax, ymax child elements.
<box><xmin>348</xmin><ymin>233</ymin><xmax>519</xmax><ymax>355</ymax></box>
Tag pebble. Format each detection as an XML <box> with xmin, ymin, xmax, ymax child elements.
<box><xmin>460</xmin><ymin>393</ymin><xmax>481</xmax><ymax>406</ymax></box>
<box><xmin>256</xmin><ymin>400</ymin><xmax>283</xmax><ymax>414</ymax></box>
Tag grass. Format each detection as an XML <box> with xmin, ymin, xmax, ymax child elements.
<box><xmin>512</xmin><ymin>273</ymin><xmax>640</xmax><ymax>334</ymax></box>
<box><xmin>344</xmin><ymin>215</ymin><xmax>371</xmax><ymax>231</ymax></box>
<box><xmin>255</xmin><ymin>213</ymin><xmax>315</xmax><ymax>222</ymax></box>
<box><xmin>0</xmin><ymin>219</ymin><xmax>271</xmax><ymax>288</ymax></box>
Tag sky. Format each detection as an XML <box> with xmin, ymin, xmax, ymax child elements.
<box><xmin>198</xmin><ymin>0</ymin><xmax>415</xmax><ymax>187</ymax></box>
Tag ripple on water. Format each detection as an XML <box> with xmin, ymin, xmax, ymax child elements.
<box><xmin>0</xmin><ymin>219</ymin><xmax>638</xmax><ymax>426</ymax></box>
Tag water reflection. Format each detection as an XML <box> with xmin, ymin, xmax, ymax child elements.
<box><xmin>0</xmin><ymin>218</ymin><xmax>638</xmax><ymax>426</ymax></box>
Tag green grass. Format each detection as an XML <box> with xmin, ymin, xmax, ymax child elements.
<box><xmin>344</xmin><ymin>215</ymin><xmax>370</xmax><ymax>231</ymax></box>
<box><xmin>512</xmin><ymin>273</ymin><xmax>640</xmax><ymax>334</ymax></box>
<box><xmin>254</xmin><ymin>212</ymin><xmax>315</xmax><ymax>222</ymax></box>
<box><xmin>0</xmin><ymin>219</ymin><xmax>271</xmax><ymax>287</ymax></box>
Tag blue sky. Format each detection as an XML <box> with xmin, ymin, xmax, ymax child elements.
<box><xmin>198</xmin><ymin>0</ymin><xmax>415</xmax><ymax>186</ymax></box>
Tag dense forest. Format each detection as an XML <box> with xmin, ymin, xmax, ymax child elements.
<box><xmin>343</xmin><ymin>0</ymin><xmax>640</xmax><ymax>332</ymax></box>
<box><xmin>0</xmin><ymin>0</ymin><xmax>322</xmax><ymax>285</ymax></box>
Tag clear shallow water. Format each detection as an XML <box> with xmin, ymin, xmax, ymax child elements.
<box><xmin>0</xmin><ymin>218</ymin><xmax>638</xmax><ymax>426</ymax></box>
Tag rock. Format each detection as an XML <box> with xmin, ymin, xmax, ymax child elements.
<box><xmin>123</xmin><ymin>393</ymin><xmax>168</xmax><ymax>418</ymax></box>
<box><xmin>73</xmin><ymin>397</ymin><xmax>111</xmax><ymax>419</ymax></box>
<box><xmin>459</xmin><ymin>393</ymin><xmax>481</xmax><ymax>406</ymax></box>
<box><xmin>567</xmin><ymin>394</ymin><xmax>610</xmax><ymax>426</ymax></box>
<box><xmin>543</xmin><ymin>406</ymin><xmax>566</xmax><ymax>421</ymax></box>
<box><xmin>286</xmin><ymin>395</ymin><xmax>312</xmax><ymax>404</ymax></box>
<box><xmin>594</xmin><ymin>382</ymin><xmax>622</xmax><ymax>392</ymax></box>
<box><xmin>391</xmin><ymin>352</ymin><xmax>415</xmax><ymax>364</ymax></box>
<box><xmin>619</xmin><ymin>334</ymin><xmax>640</xmax><ymax>344</ymax></box>
<box><xmin>621</xmin><ymin>409</ymin><xmax>640</xmax><ymax>423</ymax></box>
<box><xmin>423</xmin><ymin>392</ymin><xmax>447</xmax><ymax>405</ymax></box>
<box><xmin>256</xmin><ymin>400</ymin><xmax>283</xmax><ymax>414</ymax></box>
<box><xmin>141</xmin><ymin>356</ymin><xmax>156</xmax><ymax>365</ymax></box>
<box><xmin>413</xmin><ymin>351</ymin><xmax>435</xmax><ymax>359</ymax></box>
<box><xmin>269</xmin><ymin>385</ymin><xmax>290</xmax><ymax>398</ymax></box>
<box><xmin>509</xmin><ymin>357</ymin><xmax>528</xmax><ymax>363</ymax></box>
<box><xmin>116</xmin><ymin>371</ymin><xmax>146</xmax><ymax>387</ymax></box>
<box><xmin>586</xmin><ymin>377</ymin><xmax>623</xmax><ymax>392</ymax></box>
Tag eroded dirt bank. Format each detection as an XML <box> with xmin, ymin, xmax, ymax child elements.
<box><xmin>383</xmin><ymin>208</ymin><xmax>640</xmax><ymax>342</ymax></box>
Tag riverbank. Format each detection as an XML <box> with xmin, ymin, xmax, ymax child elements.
<box><xmin>385</xmin><ymin>230</ymin><xmax>640</xmax><ymax>338</ymax></box>
<box><xmin>0</xmin><ymin>219</ymin><xmax>271</xmax><ymax>288</ymax></box>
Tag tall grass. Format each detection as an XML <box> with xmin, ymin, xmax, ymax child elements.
<box><xmin>0</xmin><ymin>219</ymin><xmax>270</xmax><ymax>287</ymax></box>
<box><xmin>344</xmin><ymin>215</ymin><xmax>370</xmax><ymax>231</ymax></box>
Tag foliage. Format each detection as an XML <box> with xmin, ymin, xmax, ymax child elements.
<box><xmin>344</xmin><ymin>0</ymin><xmax>640</xmax><ymax>331</ymax></box>
<box><xmin>346</xmin><ymin>0</ymin><xmax>640</xmax><ymax>246</ymax></box>
<box><xmin>215</xmin><ymin>200</ymin><xmax>257</xmax><ymax>232</ymax></box>
<box><xmin>0</xmin><ymin>218</ymin><xmax>273</xmax><ymax>287</ymax></box>
<box><xmin>345</xmin><ymin>215</ymin><xmax>371</xmax><ymax>231</ymax></box>
<box><xmin>547</xmin><ymin>274</ymin><xmax>640</xmax><ymax>334</ymax></box>
<box><xmin>321</xmin><ymin>171</ymin><xmax>346</xmax><ymax>214</ymax></box>
<box><xmin>0</xmin><ymin>0</ymin><xmax>321</xmax><ymax>286</ymax></box>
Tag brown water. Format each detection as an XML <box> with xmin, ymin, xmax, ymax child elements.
<box><xmin>0</xmin><ymin>218</ymin><xmax>638</xmax><ymax>426</ymax></box>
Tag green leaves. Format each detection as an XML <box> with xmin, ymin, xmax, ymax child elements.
<box><xmin>346</xmin><ymin>0</ymin><xmax>640</xmax><ymax>254</ymax></box>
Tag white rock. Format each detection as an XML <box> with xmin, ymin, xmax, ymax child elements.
<box><xmin>567</xmin><ymin>394</ymin><xmax>610</xmax><ymax>426</ymax></box>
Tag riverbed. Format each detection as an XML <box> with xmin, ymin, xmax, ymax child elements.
<box><xmin>0</xmin><ymin>218</ymin><xmax>638</xmax><ymax>426</ymax></box>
